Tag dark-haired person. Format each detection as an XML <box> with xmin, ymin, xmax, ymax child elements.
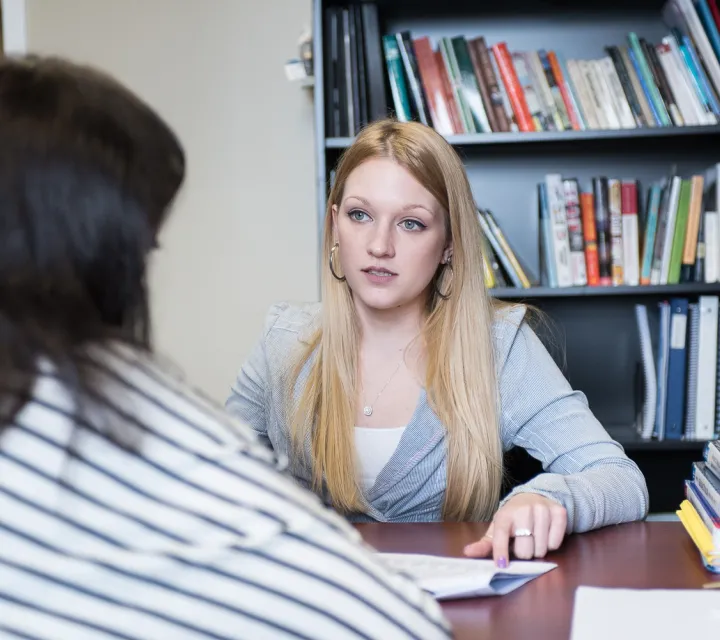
<box><xmin>0</xmin><ymin>55</ymin><xmax>451</xmax><ymax>640</ymax></box>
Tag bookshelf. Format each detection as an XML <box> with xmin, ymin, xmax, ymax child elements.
<box><xmin>326</xmin><ymin>123</ymin><xmax>720</xmax><ymax>148</ymax></box>
<box><xmin>492</xmin><ymin>282</ymin><xmax>720</xmax><ymax>299</ymax></box>
<box><xmin>313</xmin><ymin>0</ymin><xmax>720</xmax><ymax>512</ymax></box>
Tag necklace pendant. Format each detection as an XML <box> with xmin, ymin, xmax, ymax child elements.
<box><xmin>363</xmin><ymin>405</ymin><xmax>373</xmax><ymax>417</ymax></box>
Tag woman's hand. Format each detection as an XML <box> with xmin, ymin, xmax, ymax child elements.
<box><xmin>462</xmin><ymin>493</ymin><xmax>567</xmax><ymax>567</ymax></box>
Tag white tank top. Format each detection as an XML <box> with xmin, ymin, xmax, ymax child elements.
<box><xmin>354</xmin><ymin>426</ymin><xmax>406</xmax><ymax>492</ymax></box>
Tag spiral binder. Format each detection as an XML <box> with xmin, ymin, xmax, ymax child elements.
<box><xmin>685</xmin><ymin>303</ymin><xmax>700</xmax><ymax>440</ymax></box>
<box><xmin>634</xmin><ymin>304</ymin><xmax>656</xmax><ymax>440</ymax></box>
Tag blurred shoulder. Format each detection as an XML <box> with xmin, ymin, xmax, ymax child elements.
<box><xmin>262</xmin><ymin>301</ymin><xmax>321</xmax><ymax>336</ymax></box>
<box><xmin>260</xmin><ymin>301</ymin><xmax>322</xmax><ymax>350</ymax></box>
<box><xmin>491</xmin><ymin>301</ymin><xmax>537</xmax><ymax>372</ymax></box>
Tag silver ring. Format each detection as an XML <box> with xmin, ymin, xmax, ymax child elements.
<box><xmin>513</xmin><ymin>528</ymin><xmax>533</xmax><ymax>537</ymax></box>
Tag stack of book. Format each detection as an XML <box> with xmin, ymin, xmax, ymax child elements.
<box><xmin>677</xmin><ymin>440</ymin><xmax>720</xmax><ymax>573</ymax></box>
<box><xmin>480</xmin><ymin>164</ymin><xmax>720</xmax><ymax>290</ymax></box>
<box><xmin>375</xmin><ymin>0</ymin><xmax>720</xmax><ymax>135</ymax></box>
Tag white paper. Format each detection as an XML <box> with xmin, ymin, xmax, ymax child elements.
<box><xmin>570</xmin><ymin>586</ymin><xmax>720</xmax><ymax>639</ymax></box>
<box><xmin>378</xmin><ymin>553</ymin><xmax>556</xmax><ymax>600</ymax></box>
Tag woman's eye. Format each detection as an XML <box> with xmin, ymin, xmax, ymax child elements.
<box><xmin>401</xmin><ymin>219</ymin><xmax>426</xmax><ymax>231</ymax></box>
<box><xmin>348</xmin><ymin>209</ymin><xmax>369</xmax><ymax>222</ymax></box>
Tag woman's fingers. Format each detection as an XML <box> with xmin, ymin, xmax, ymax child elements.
<box><xmin>547</xmin><ymin>504</ymin><xmax>568</xmax><ymax>551</ymax></box>
<box><xmin>490</xmin><ymin>511</ymin><xmax>513</xmax><ymax>567</ymax></box>
<box><xmin>462</xmin><ymin>524</ymin><xmax>494</xmax><ymax>558</ymax></box>
<box><xmin>510</xmin><ymin>506</ymin><xmax>534</xmax><ymax>560</ymax></box>
<box><xmin>531</xmin><ymin>503</ymin><xmax>550</xmax><ymax>558</ymax></box>
<box><xmin>463</xmin><ymin>497</ymin><xmax>568</xmax><ymax>564</ymax></box>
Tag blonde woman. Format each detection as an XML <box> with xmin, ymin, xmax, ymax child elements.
<box><xmin>227</xmin><ymin>119</ymin><xmax>648</xmax><ymax>568</ymax></box>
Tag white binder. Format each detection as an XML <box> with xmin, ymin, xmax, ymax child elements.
<box><xmin>695</xmin><ymin>295</ymin><xmax>719</xmax><ymax>440</ymax></box>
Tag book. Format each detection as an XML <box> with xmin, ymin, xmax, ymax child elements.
<box><xmin>676</xmin><ymin>498</ymin><xmax>720</xmax><ymax>572</ymax></box>
<box><xmin>378</xmin><ymin>553</ymin><xmax>556</xmax><ymax>599</ymax></box>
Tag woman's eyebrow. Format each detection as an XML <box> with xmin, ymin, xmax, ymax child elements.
<box><xmin>401</xmin><ymin>203</ymin><xmax>435</xmax><ymax>215</ymax></box>
<box><xmin>343</xmin><ymin>195</ymin><xmax>372</xmax><ymax>207</ymax></box>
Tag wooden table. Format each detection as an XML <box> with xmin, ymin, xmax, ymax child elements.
<box><xmin>356</xmin><ymin>521</ymin><xmax>720</xmax><ymax>640</ymax></box>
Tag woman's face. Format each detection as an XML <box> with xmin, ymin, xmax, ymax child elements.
<box><xmin>332</xmin><ymin>158</ymin><xmax>451</xmax><ymax>314</ymax></box>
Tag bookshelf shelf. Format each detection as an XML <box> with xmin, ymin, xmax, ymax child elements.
<box><xmin>491</xmin><ymin>283</ymin><xmax>720</xmax><ymax>300</ymax></box>
<box><xmin>326</xmin><ymin>124</ymin><xmax>720</xmax><ymax>150</ymax></box>
<box><xmin>606</xmin><ymin>426</ymin><xmax>711</xmax><ymax>452</ymax></box>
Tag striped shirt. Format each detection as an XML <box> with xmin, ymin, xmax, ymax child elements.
<box><xmin>0</xmin><ymin>344</ymin><xmax>451</xmax><ymax>640</ymax></box>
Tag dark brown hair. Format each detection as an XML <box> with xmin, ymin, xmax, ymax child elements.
<box><xmin>0</xmin><ymin>54</ymin><xmax>185</xmax><ymax>433</ymax></box>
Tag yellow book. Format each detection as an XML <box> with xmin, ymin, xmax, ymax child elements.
<box><xmin>479</xmin><ymin>234</ymin><xmax>496</xmax><ymax>289</ymax></box>
<box><xmin>677</xmin><ymin>500</ymin><xmax>720</xmax><ymax>570</ymax></box>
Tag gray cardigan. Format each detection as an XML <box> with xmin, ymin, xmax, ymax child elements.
<box><xmin>226</xmin><ymin>302</ymin><xmax>649</xmax><ymax>532</ymax></box>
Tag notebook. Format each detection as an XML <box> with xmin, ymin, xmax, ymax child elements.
<box><xmin>378</xmin><ymin>553</ymin><xmax>557</xmax><ymax>600</ymax></box>
<box><xmin>569</xmin><ymin>586</ymin><xmax>720</xmax><ymax>639</ymax></box>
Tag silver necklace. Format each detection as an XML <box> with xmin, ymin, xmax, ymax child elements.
<box><xmin>362</xmin><ymin>355</ymin><xmax>404</xmax><ymax>417</ymax></box>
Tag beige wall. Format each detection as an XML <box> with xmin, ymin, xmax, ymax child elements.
<box><xmin>25</xmin><ymin>0</ymin><xmax>319</xmax><ymax>402</ymax></box>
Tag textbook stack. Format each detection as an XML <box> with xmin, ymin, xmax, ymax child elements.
<box><xmin>479</xmin><ymin>164</ymin><xmax>720</xmax><ymax>291</ymax></box>
<box><xmin>677</xmin><ymin>439</ymin><xmax>720</xmax><ymax>573</ymax></box>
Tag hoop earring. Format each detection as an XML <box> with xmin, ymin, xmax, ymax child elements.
<box><xmin>434</xmin><ymin>262</ymin><xmax>453</xmax><ymax>300</ymax></box>
<box><xmin>329</xmin><ymin>242</ymin><xmax>346</xmax><ymax>282</ymax></box>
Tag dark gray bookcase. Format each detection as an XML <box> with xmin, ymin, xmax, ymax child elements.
<box><xmin>312</xmin><ymin>0</ymin><xmax>720</xmax><ymax>512</ymax></box>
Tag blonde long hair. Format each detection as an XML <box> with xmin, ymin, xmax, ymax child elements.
<box><xmin>288</xmin><ymin>119</ymin><xmax>505</xmax><ymax>521</ymax></box>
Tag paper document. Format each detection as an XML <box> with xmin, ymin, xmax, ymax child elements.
<box><xmin>570</xmin><ymin>586</ymin><xmax>720</xmax><ymax>639</ymax></box>
<box><xmin>378</xmin><ymin>553</ymin><xmax>556</xmax><ymax>600</ymax></box>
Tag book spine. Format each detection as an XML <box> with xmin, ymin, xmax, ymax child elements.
<box><xmin>491</xmin><ymin>42</ymin><xmax>535</xmax><ymax>132</ymax></box>
<box><xmin>695</xmin><ymin>210</ymin><xmax>706</xmax><ymax>283</ymax></box>
<box><xmin>513</xmin><ymin>52</ymin><xmax>547</xmax><ymax>130</ymax></box>
<box><xmin>544</xmin><ymin>174</ymin><xmax>573</xmax><ymax>287</ymax></box>
<box><xmin>705</xmin><ymin>212</ymin><xmax>719</xmax><ymax>283</ymax></box>
<box><xmin>412</xmin><ymin>37</ymin><xmax>455</xmax><ymax>135</ymax></box>
<box><xmin>640</xmin><ymin>183</ymin><xmax>662</xmax><ymax>285</ymax></box>
<box><xmin>627</xmin><ymin>46</ymin><xmax>662</xmax><ymax>126</ymax></box>
<box><xmin>435</xmin><ymin>50</ymin><xmax>464</xmax><ymax>134</ymax></box>
<box><xmin>539</xmin><ymin>183</ymin><xmax>559</xmax><ymax>287</ymax></box>
<box><xmin>606</xmin><ymin>45</ymin><xmax>645</xmax><ymax>126</ymax></box>
<box><xmin>681</xmin><ymin>176</ymin><xmax>704</xmax><ymax>283</ymax></box>
<box><xmin>476</xmin><ymin>210</ymin><xmax>524</xmax><ymax>288</ymax></box>
<box><xmin>396</xmin><ymin>31</ymin><xmax>430</xmax><ymax>126</ymax></box>
<box><xmin>451</xmin><ymin>36</ymin><xmax>492</xmax><ymax>132</ymax></box>
<box><xmin>693</xmin><ymin>463</ymin><xmax>720</xmax><ymax>514</ymax></box>
<box><xmin>684</xmin><ymin>302</ymin><xmax>700</xmax><ymax>439</ymax></box>
<box><xmin>708</xmin><ymin>442</ymin><xmax>720</xmax><ymax>479</ymax></box>
<box><xmin>440</xmin><ymin>37</ymin><xmax>475</xmax><ymax>133</ymax></box>
<box><xmin>600</xmin><ymin>56</ymin><xmax>637</xmax><ymax>128</ymax></box>
<box><xmin>562</xmin><ymin>178</ymin><xmax>588</xmax><ymax>285</ymax></box>
<box><xmin>669</xmin><ymin>179</ymin><xmax>691</xmax><ymax>284</ymax></box>
<box><xmin>485</xmin><ymin>210</ymin><xmax>532</xmax><ymax>288</ymax></box>
<box><xmin>621</xmin><ymin>180</ymin><xmax>640</xmax><ymax>286</ymax></box>
<box><xmin>592</xmin><ymin>177</ymin><xmax>613</xmax><ymax>285</ymax></box>
<box><xmin>580</xmin><ymin>192</ymin><xmax>601</xmax><ymax>286</ymax></box>
<box><xmin>539</xmin><ymin>49</ymin><xmax>572</xmax><ymax>130</ymax></box>
<box><xmin>473</xmin><ymin>36</ymin><xmax>511</xmax><ymax>132</ymax></box>
<box><xmin>641</xmin><ymin>36</ymin><xmax>682</xmax><ymax>126</ymax></box>
<box><xmin>526</xmin><ymin>51</ymin><xmax>557</xmax><ymax>130</ymax></box>
<box><xmin>467</xmin><ymin>38</ymin><xmax>500</xmax><ymax>132</ymax></box>
<box><xmin>628</xmin><ymin>31</ymin><xmax>671</xmax><ymax>125</ymax></box>
<box><xmin>580</xmin><ymin>60</ymin><xmax>610</xmax><ymax>128</ymax></box>
<box><xmin>567</xmin><ymin>59</ymin><xmax>600</xmax><ymax>129</ymax></box>
<box><xmin>619</xmin><ymin>45</ymin><xmax>656</xmax><ymax>127</ymax></box>
<box><xmin>608</xmin><ymin>179</ymin><xmax>624</xmax><ymax>285</ymax></box>
<box><xmin>382</xmin><ymin>34</ymin><xmax>412</xmax><ymax>122</ymax></box>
